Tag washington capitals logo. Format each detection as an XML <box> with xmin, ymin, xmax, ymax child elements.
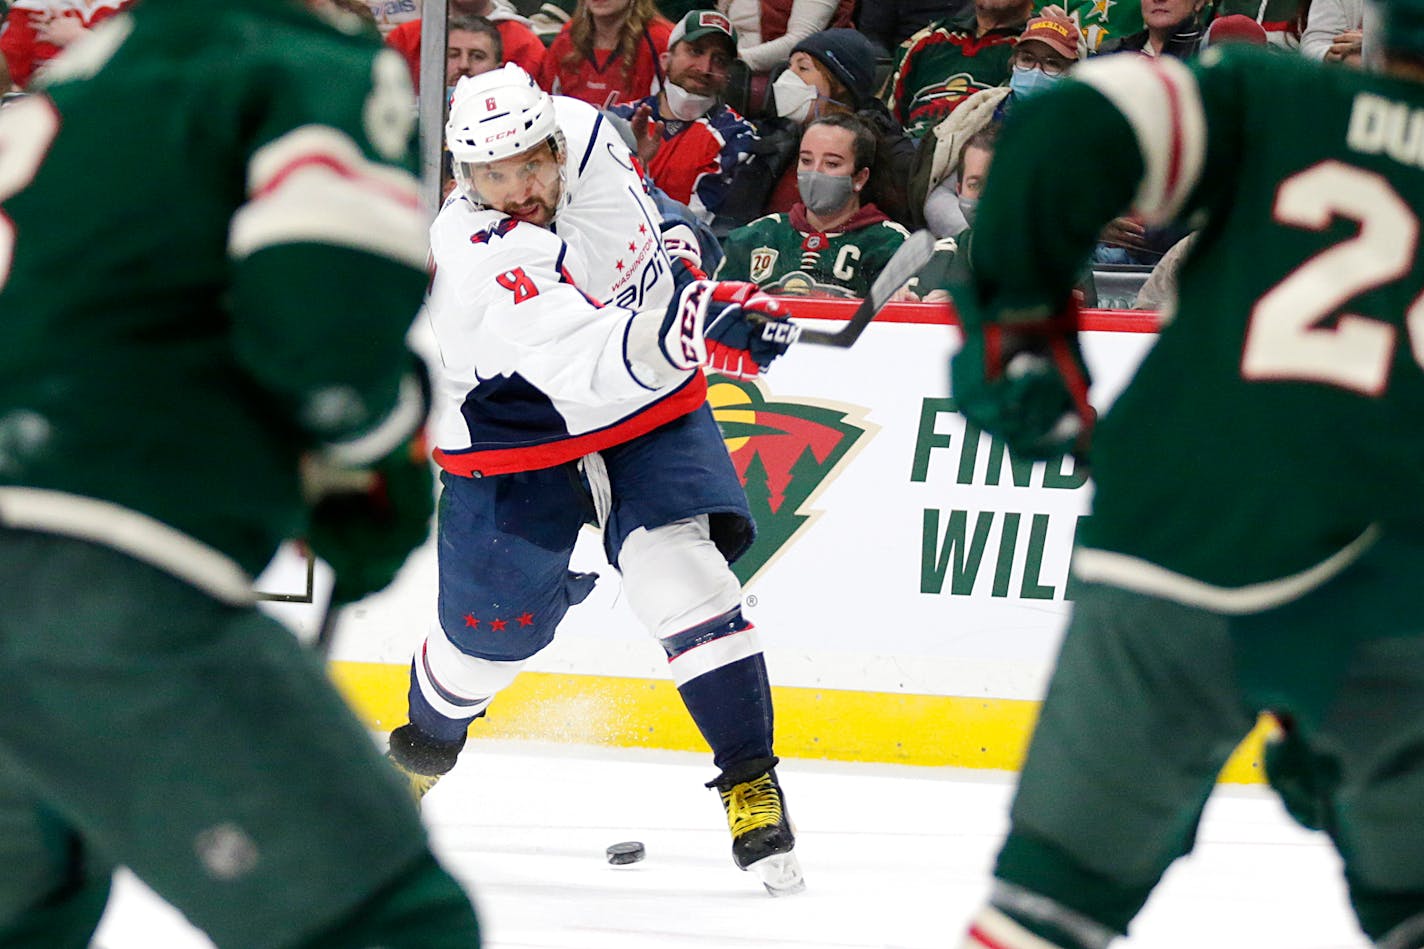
<box><xmin>709</xmin><ymin>379</ymin><xmax>874</xmax><ymax>585</ymax></box>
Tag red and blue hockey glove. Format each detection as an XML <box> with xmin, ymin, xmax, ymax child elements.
<box><xmin>950</xmin><ymin>295</ymin><xmax>1095</xmax><ymax>461</ymax></box>
<box><xmin>661</xmin><ymin>280</ymin><xmax>798</xmax><ymax>381</ymax></box>
<box><xmin>303</xmin><ymin>368</ymin><xmax>435</xmax><ymax>607</ymax></box>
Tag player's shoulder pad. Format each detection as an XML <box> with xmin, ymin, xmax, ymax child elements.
<box><xmin>553</xmin><ymin>95</ymin><xmax>619</xmax><ymax>179</ymax></box>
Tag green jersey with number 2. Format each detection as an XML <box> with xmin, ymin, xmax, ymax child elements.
<box><xmin>961</xmin><ymin>46</ymin><xmax>1424</xmax><ymax>605</ymax></box>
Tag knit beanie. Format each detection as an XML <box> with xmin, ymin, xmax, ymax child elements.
<box><xmin>791</xmin><ymin>29</ymin><xmax>878</xmax><ymax>108</ymax></box>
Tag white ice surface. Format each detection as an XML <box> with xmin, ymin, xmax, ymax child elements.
<box><xmin>95</xmin><ymin>742</ymin><xmax>1364</xmax><ymax>948</ymax></box>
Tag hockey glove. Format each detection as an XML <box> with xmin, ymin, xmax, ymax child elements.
<box><xmin>661</xmin><ymin>280</ymin><xmax>798</xmax><ymax>381</ymax></box>
<box><xmin>950</xmin><ymin>295</ymin><xmax>1095</xmax><ymax>461</ymax></box>
<box><xmin>303</xmin><ymin>369</ymin><xmax>436</xmax><ymax>608</ymax></box>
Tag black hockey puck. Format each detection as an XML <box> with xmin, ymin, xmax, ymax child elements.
<box><xmin>606</xmin><ymin>841</ymin><xmax>646</xmax><ymax>865</ymax></box>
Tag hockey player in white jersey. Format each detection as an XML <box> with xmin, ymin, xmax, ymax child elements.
<box><xmin>385</xmin><ymin>65</ymin><xmax>804</xmax><ymax>895</ymax></box>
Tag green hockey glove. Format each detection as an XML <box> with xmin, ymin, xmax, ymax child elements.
<box><xmin>305</xmin><ymin>432</ymin><xmax>434</xmax><ymax>607</ymax></box>
<box><xmin>950</xmin><ymin>295</ymin><xmax>1095</xmax><ymax>461</ymax></box>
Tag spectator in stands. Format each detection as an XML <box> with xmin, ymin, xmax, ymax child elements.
<box><xmin>386</xmin><ymin>0</ymin><xmax>546</xmax><ymax>89</ymax></box>
<box><xmin>880</xmin><ymin>0</ymin><xmax>1031</xmax><ymax>138</ymax></box>
<box><xmin>715</xmin><ymin>113</ymin><xmax>911</xmax><ymax>298</ymax></box>
<box><xmin>525</xmin><ymin>0</ymin><xmax>577</xmax><ymax>39</ymax></box>
<box><xmin>1051</xmin><ymin>0</ymin><xmax>1142</xmax><ymax>52</ymax></box>
<box><xmin>1203</xmin><ymin>12</ymin><xmax>1270</xmax><ymax>46</ymax></box>
<box><xmin>610</xmin><ymin>10</ymin><xmax>758</xmax><ymax>223</ymax></box>
<box><xmin>903</xmin><ymin>11</ymin><xmax>1078</xmax><ymax>235</ymax></box>
<box><xmin>367</xmin><ymin>0</ymin><xmax>419</xmax><ymax>36</ymax></box>
<box><xmin>1133</xmin><ymin>233</ymin><xmax>1196</xmax><ymax>310</ymax></box>
<box><xmin>539</xmin><ymin>0</ymin><xmax>673</xmax><ymax>106</ymax></box>
<box><xmin>908</xmin><ymin>124</ymin><xmax>998</xmax><ymax>301</ymax></box>
<box><xmin>720</xmin><ymin>28</ymin><xmax>917</xmax><ymax>228</ymax></box>
<box><xmin>969</xmin><ymin>11</ymin><xmax>1080</xmax><ymax>122</ymax></box>
<box><xmin>1211</xmin><ymin>0</ymin><xmax>1300</xmax><ymax>47</ymax></box>
<box><xmin>1098</xmin><ymin>0</ymin><xmax>1208</xmax><ymax>57</ymax></box>
<box><xmin>0</xmin><ymin>0</ymin><xmax>132</xmax><ymax>91</ymax></box>
<box><xmin>445</xmin><ymin>15</ymin><xmax>504</xmax><ymax>80</ymax></box>
<box><xmin>1300</xmin><ymin>0</ymin><xmax>1363</xmax><ymax>62</ymax></box>
<box><xmin>718</xmin><ymin>0</ymin><xmax>854</xmax><ymax>74</ymax></box>
<box><xmin>859</xmin><ymin>0</ymin><xmax>970</xmax><ymax>57</ymax></box>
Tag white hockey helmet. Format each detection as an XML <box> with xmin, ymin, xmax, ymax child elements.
<box><xmin>446</xmin><ymin>65</ymin><xmax>566</xmax><ymax>209</ymax></box>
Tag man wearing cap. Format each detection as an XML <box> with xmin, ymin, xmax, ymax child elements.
<box><xmin>609</xmin><ymin>10</ymin><xmax>757</xmax><ymax>224</ymax></box>
<box><xmin>880</xmin><ymin>0</ymin><xmax>1034</xmax><ymax>138</ymax></box>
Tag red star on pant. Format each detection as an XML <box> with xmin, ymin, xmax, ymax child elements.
<box><xmin>464</xmin><ymin>614</ymin><xmax>479</xmax><ymax>628</ymax></box>
<box><xmin>628</xmin><ymin>241</ymin><xmax>636</xmax><ymax>251</ymax></box>
<box><xmin>489</xmin><ymin>618</ymin><xmax>508</xmax><ymax>632</ymax></box>
<box><xmin>615</xmin><ymin>259</ymin><xmax>625</xmax><ymax>270</ymax></box>
<box><xmin>517</xmin><ymin>612</ymin><xmax>534</xmax><ymax>627</ymax></box>
<box><xmin>638</xmin><ymin>224</ymin><xmax>647</xmax><ymax>234</ymax></box>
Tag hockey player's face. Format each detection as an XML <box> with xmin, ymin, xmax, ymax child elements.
<box><xmin>469</xmin><ymin>143</ymin><xmax>563</xmax><ymax>226</ymax></box>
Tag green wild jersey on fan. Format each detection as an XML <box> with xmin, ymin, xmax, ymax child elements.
<box><xmin>715</xmin><ymin>210</ymin><xmax>910</xmax><ymax>298</ymax></box>
<box><xmin>0</xmin><ymin>0</ymin><xmax>428</xmax><ymax>585</ymax></box>
<box><xmin>961</xmin><ymin>46</ymin><xmax>1424</xmax><ymax>605</ymax></box>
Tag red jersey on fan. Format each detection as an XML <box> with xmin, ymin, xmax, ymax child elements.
<box><xmin>537</xmin><ymin>16</ymin><xmax>671</xmax><ymax>107</ymax></box>
<box><xmin>0</xmin><ymin>0</ymin><xmax>134</xmax><ymax>89</ymax></box>
<box><xmin>385</xmin><ymin>15</ymin><xmax>546</xmax><ymax>86</ymax></box>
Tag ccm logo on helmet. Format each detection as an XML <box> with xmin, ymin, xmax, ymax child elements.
<box><xmin>484</xmin><ymin>128</ymin><xmax>518</xmax><ymax>143</ymax></box>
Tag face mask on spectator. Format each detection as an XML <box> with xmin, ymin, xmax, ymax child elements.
<box><xmin>1009</xmin><ymin>64</ymin><xmax>1063</xmax><ymax>100</ymax></box>
<box><xmin>773</xmin><ymin>70</ymin><xmax>819</xmax><ymax>122</ymax></box>
<box><xmin>663</xmin><ymin>80</ymin><xmax>717</xmax><ymax>120</ymax></box>
<box><xmin>923</xmin><ymin>177</ymin><xmax>962</xmax><ymax>236</ymax></box>
<box><xmin>797</xmin><ymin>169</ymin><xmax>857</xmax><ymax>216</ymax></box>
<box><xmin>958</xmin><ymin>195</ymin><xmax>979</xmax><ymax>227</ymax></box>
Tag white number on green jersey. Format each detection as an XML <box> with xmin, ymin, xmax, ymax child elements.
<box><xmin>0</xmin><ymin>98</ymin><xmax>62</xmax><ymax>294</ymax></box>
<box><xmin>1242</xmin><ymin>161</ymin><xmax>1416</xmax><ymax>395</ymax></box>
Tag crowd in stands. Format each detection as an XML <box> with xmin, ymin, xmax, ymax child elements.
<box><xmin>0</xmin><ymin>0</ymin><xmax>1372</xmax><ymax>305</ymax></box>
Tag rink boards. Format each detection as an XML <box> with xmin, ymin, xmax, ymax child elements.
<box><xmin>259</xmin><ymin>302</ymin><xmax>1271</xmax><ymax>782</ymax></box>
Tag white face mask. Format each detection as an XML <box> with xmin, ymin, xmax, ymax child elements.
<box><xmin>662</xmin><ymin>79</ymin><xmax>717</xmax><ymax>121</ymax></box>
<box><xmin>772</xmin><ymin>70</ymin><xmax>817</xmax><ymax>122</ymax></box>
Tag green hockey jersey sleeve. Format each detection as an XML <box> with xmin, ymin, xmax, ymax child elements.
<box><xmin>957</xmin><ymin>50</ymin><xmax>1245</xmax><ymax>319</ymax></box>
<box><xmin>226</xmin><ymin>41</ymin><xmax>430</xmax><ymax>463</ymax></box>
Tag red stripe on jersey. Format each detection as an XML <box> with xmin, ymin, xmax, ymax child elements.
<box><xmin>434</xmin><ymin>372</ymin><xmax>708</xmax><ymax>477</ymax></box>
<box><xmin>1149</xmin><ymin>61</ymin><xmax>1185</xmax><ymax>212</ymax></box>
<box><xmin>255</xmin><ymin>153</ymin><xmax>421</xmax><ymax>211</ymax></box>
<box><xmin>966</xmin><ymin>923</ymin><xmax>1013</xmax><ymax>949</ymax></box>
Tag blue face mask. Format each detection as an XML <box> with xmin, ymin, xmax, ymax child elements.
<box><xmin>1009</xmin><ymin>64</ymin><xmax>1063</xmax><ymax>100</ymax></box>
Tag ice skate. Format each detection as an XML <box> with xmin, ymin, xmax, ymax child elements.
<box><xmin>710</xmin><ymin>761</ymin><xmax>805</xmax><ymax>896</ymax></box>
<box><xmin>386</xmin><ymin>724</ymin><xmax>465</xmax><ymax>803</ymax></box>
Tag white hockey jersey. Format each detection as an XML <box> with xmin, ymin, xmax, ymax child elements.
<box><xmin>426</xmin><ymin>95</ymin><xmax>705</xmax><ymax>478</ymax></box>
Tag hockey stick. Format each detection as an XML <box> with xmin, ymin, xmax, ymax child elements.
<box><xmin>314</xmin><ymin>599</ymin><xmax>341</xmax><ymax>657</ymax></box>
<box><xmin>759</xmin><ymin>228</ymin><xmax>939</xmax><ymax>348</ymax></box>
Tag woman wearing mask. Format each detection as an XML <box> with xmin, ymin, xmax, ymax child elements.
<box><xmin>538</xmin><ymin>0</ymin><xmax>672</xmax><ymax>106</ymax></box>
<box><xmin>715</xmin><ymin>113</ymin><xmax>912</xmax><ymax>297</ymax></box>
<box><xmin>716</xmin><ymin>28</ymin><xmax>917</xmax><ymax>230</ymax></box>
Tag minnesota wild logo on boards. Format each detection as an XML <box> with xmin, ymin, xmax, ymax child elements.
<box><xmin>707</xmin><ymin>379</ymin><xmax>874</xmax><ymax>585</ymax></box>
